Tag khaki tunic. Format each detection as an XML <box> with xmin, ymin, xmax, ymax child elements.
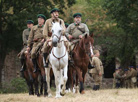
<box><xmin>22</xmin><ymin>28</ymin><xmax>30</xmax><ymax>45</ymax></box>
<box><xmin>65</xmin><ymin>23</ymin><xmax>89</xmax><ymax>39</ymax></box>
<box><xmin>20</xmin><ymin>28</ymin><xmax>30</xmax><ymax>59</ymax></box>
<box><xmin>27</xmin><ymin>25</ymin><xmax>44</xmax><ymax>59</ymax></box>
<box><xmin>43</xmin><ymin>18</ymin><xmax>66</xmax><ymax>53</ymax></box>
<box><xmin>43</xmin><ymin>18</ymin><xmax>66</xmax><ymax>40</ymax></box>
<box><xmin>89</xmin><ymin>56</ymin><xmax>104</xmax><ymax>86</ymax></box>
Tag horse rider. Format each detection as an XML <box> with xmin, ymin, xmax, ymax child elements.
<box><xmin>65</xmin><ymin>13</ymin><xmax>93</xmax><ymax>66</ymax></box>
<box><xmin>27</xmin><ymin>14</ymin><xmax>46</xmax><ymax>73</ymax></box>
<box><xmin>43</xmin><ymin>8</ymin><xmax>67</xmax><ymax>67</ymax></box>
<box><xmin>89</xmin><ymin>50</ymin><xmax>104</xmax><ymax>90</ymax></box>
<box><xmin>20</xmin><ymin>20</ymin><xmax>34</xmax><ymax>72</ymax></box>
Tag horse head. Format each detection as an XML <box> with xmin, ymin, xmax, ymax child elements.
<box><xmin>80</xmin><ymin>34</ymin><xmax>94</xmax><ymax>55</ymax></box>
<box><xmin>51</xmin><ymin>21</ymin><xmax>62</xmax><ymax>47</ymax></box>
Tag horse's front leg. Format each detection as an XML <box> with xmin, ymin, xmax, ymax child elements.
<box><xmin>53</xmin><ymin>67</ymin><xmax>62</xmax><ymax>98</ymax></box>
<box><xmin>45</xmin><ymin>67</ymin><xmax>52</xmax><ymax>97</ymax></box>
<box><xmin>61</xmin><ymin>65</ymin><xmax>68</xmax><ymax>95</ymax></box>
<box><xmin>75</xmin><ymin>67</ymin><xmax>85</xmax><ymax>94</ymax></box>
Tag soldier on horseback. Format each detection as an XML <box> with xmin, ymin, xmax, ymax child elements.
<box><xmin>65</xmin><ymin>13</ymin><xmax>93</xmax><ymax>67</ymax></box>
<box><xmin>20</xmin><ymin>20</ymin><xmax>34</xmax><ymax>72</ymax></box>
<box><xmin>27</xmin><ymin>14</ymin><xmax>46</xmax><ymax>73</ymax></box>
<box><xmin>43</xmin><ymin>8</ymin><xmax>68</xmax><ymax>67</ymax></box>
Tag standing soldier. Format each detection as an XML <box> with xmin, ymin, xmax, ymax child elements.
<box><xmin>27</xmin><ymin>14</ymin><xmax>46</xmax><ymax>73</ymax></box>
<box><xmin>20</xmin><ymin>20</ymin><xmax>34</xmax><ymax>72</ymax></box>
<box><xmin>43</xmin><ymin>8</ymin><xmax>66</xmax><ymax>67</ymax></box>
<box><xmin>113</xmin><ymin>67</ymin><xmax>123</xmax><ymax>88</ymax></box>
<box><xmin>89</xmin><ymin>50</ymin><xmax>104</xmax><ymax>90</ymax></box>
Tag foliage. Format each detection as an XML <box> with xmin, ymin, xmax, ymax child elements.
<box><xmin>0</xmin><ymin>77</ymin><xmax>28</xmax><ymax>93</ymax></box>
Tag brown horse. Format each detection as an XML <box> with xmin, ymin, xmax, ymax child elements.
<box><xmin>71</xmin><ymin>34</ymin><xmax>94</xmax><ymax>94</ymax></box>
<box><xmin>36</xmin><ymin>49</ymin><xmax>48</xmax><ymax>96</ymax></box>
<box><xmin>25</xmin><ymin>52</ymin><xmax>41</xmax><ymax>97</ymax></box>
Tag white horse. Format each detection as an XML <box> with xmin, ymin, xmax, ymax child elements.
<box><xmin>45</xmin><ymin>22</ymin><xmax>68</xmax><ymax>98</ymax></box>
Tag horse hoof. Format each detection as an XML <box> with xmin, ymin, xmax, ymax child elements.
<box><xmin>60</xmin><ymin>92</ymin><xmax>65</xmax><ymax>96</ymax></box>
<box><xmin>80</xmin><ymin>90</ymin><xmax>85</xmax><ymax>94</ymax></box>
<box><xmin>44</xmin><ymin>92</ymin><xmax>48</xmax><ymax>97</ymax></box>
<box><xmin>37</xmin><ymin>94</ymin><xmax>40</xmax><ymax>97</ymax></box>
<box><xmin>55</xmin><ymin>95</ymin><xmax>62</xmax><ymax>98</ymax></box>
<box><xmin>48</xmin><ymin>93</ymin><xmax>52</xmax><ymax>97</ymax></box>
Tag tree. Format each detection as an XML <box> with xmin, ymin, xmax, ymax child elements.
<box><xmin>103</xmin><ymin>0</ymin><xmax>138</xmax><ymax>67</ymax></box>
<box><xmin>0</xmin><ymin>0</ymin><xmax>75</xmax><ymax>86</ymax></box>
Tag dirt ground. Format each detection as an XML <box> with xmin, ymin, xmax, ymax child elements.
<box><xmin>0</xmin><ymin>88</ymin><xmax>138</xmax><ymax>102</ymax></box>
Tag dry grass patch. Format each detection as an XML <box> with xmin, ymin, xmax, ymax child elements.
<box><xmin>0</xmin><ymin>88</ymin><xmax>138</xmax><ymax>102</ymax></box>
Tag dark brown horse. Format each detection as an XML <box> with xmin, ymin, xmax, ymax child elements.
<box><xmin>71</xmin><ymin>34</ymin><xmax>94</xmax><ymax>94</ymax></box>
<box><xmin>36</xmin><ymin>49</ymin><xmax>48</xmax><ymax>96</ymax></box>
<box><xmin>25</xmin><ymin>52</ymin><xmax>41</xmax><ymax>97</ymax></box>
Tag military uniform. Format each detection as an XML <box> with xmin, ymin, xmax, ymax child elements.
<box><xmin>43</xmin><ymin>18</ymin><xmax>66</xmax><ymax>53</ymax></box>
<box><xmin>27</xmin><ymin>25</ymin><xmax>44</xmax><ymax>58</ymax></box>
<box><xmin>20</xmin><ymin>20</ymin><xmax>34</xmax><ymax>72</ymax></box>
<box><xmin>89</xmin><ymin>56</ymin><xmax>104</xmax><ymax>90</ymax></box>
<box><xmin>27</xmin><ymin>14</ymin><xmax>46</xmax><ymax>73</ymax></box>
<box><xmin>42</xmin><ymin>8</ymin><xmax>67</xmax><ymax>67</ymax></box>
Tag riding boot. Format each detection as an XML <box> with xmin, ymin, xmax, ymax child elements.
<box><xmin>97</xmin><ymin>85</ymin><xmax>100</xmax><ymax>90</ymax></box>
<box><xmin>20</xmin><ymin>58</ymin><xmax>26</xmax><ymax>72</ymax></box>
<box><xmin>32</xmin><ymin>58</ymin><xmax>38</xmax><ymax>73</ymax></box>
<box><xmin>93</xmin><ymin>85</ymin><xmax>96</xmax><ymax>91</ymax></box>
<box><xmin>68</xmin><ymin>52</ymin><xmax>74</xmax><ymax>64</ymax></box>
<box><xmin>43</xmin><ymin>53</ymin><xmax>49</xmax><ymax>68</ymax></box>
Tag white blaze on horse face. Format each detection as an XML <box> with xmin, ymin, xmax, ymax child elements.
<box><xmin>52</xmin><ymin>22</ymin><xmax>62</xmax><ymax>45</ymax></box>
<box><xmin>90</xmin><ymin>42</ymin><xmax>94</xmax><ymax>55</ymax></box>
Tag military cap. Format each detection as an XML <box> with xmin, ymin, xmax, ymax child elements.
<box><xmin>115</xmin><ymin>68</ymin><xmax>119</xmax><ymax>70</ymax></box>
<box><xmin>37</xmin><ymin>14</ymin><xmax>46</xmax><ymax>20</ymax></box>
<box><xmin>73</xmin><ymin>13</ymin><xmax>82</xmax><ymax>18</ymax></box>
<box><xmin>94</xmin><ymin>50</ymin><xmax>99</xmax><ymax>55</ymax></box>
<box><xmin>27</xmin><ymin>20</ymin><xmax>34</xmax><ymax>24</ymax></box>
<box><xmin>124</xmin><ymin>69</ymin><xmax>129</xmax><ymax>71</ymax></box>
<box><xmin>50</xmin><ymin>8</ymin><xmax>59</xmax><ymax>14</ymax></box>
<box><xmin>65</xmin><ymin>23</ymin><xmax>69</xmax><ymax>28</ymax></box>
<box><xmin>130</xmin><ymin>66</ymin><xmax>134</xmax><ymax>68</ymax></box>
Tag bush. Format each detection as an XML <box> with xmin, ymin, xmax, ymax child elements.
<box><xmin>0</xmin><ymin>77</ymin><xmax>28</xmax><ymax>93</ymax></box>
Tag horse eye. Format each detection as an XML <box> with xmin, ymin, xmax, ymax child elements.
<box><xmin>59</xmin><ymin>30</ymin><xmax>61</xmax><ymax>33</ymax></box>
<box><xmin>52</xmin><ymin>30</ymin><xmax>54</xmax><ymax>33</ymax></box>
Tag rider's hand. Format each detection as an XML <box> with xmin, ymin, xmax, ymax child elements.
<box><xmin>91</xmin><ymin>54</ymin><xmax>94</xmax><ymax>58</ymax></box>
<box><xmin>79</xmin><ymin>35</ymin><xmax>83</xmax><ymax>39</ymax></box>
<box><xmin>41</xmin><ymin>39</ymin><xmax>45</xmax><ymax>43</ymax></box>
<box><xmin>99</xmin><ymin>72</ymin><xmax>102</xmax><ymax>76</ymax></box>
<box><xmin>27</xmin><ymin>47</ymin><xmax>30</xmax><ymax>52</ymax></box>
<box><xmin>68</xmin><ymin>35</ymin><xmax>73</xmax><ymax>40</ymax></box>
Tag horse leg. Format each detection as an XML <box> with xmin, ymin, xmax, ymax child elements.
<box><xmin>45</xmin><ymin>68</ymin><xmax>52</xmax><ymax>97</ymax></box>
<box><xmin>61</xmin><ymin>65</ymin><xmax>68</xmax><ymax>95</ymax></box>
<box><xmin>75</xmin><ymin>67</ymin><xmax>85</xmax><ymax>94</ymax></box>
<box><xmin>34</xmin><ymin>80</ymin><xmax>40</xmax><ymax>97</ymax></box>
<box><xmin>42</xmin><ymin>74</ymin><xmax>48</xmax><ymax>97</ymax></box>
<box><xmin>40</xmin><ymin>75</ymin><xmax>43</xmax><ymax>95</ymax></box>
<box><xmin>53</xmin><ymin>68</ymin><xmax>62</xmax><ymax>98</ymax></box>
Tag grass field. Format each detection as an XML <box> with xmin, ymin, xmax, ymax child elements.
<box><xmin>0</xmin><ymin>88</ymin><xmax>138</xmax><ymax>102</ymax></box>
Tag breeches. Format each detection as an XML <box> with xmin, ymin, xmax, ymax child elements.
<box><xmin>31</xmin><ymin>42</ymin><xmax>42</xmax><ymax>59</ymax></box>
<box><xmin>19</xmin><ymin>46</ymin><xmax>27</xmax><ymax>59</ymax></box>
<box><xmin>92</xmin><ymin>73</ymin><xmax>102</xmax><ymax>85</ymax></box>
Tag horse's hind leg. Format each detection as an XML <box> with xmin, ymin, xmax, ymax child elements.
<box><xmin>61</xmin><ymin>65</ymin><xmax>68</xmax><ymax>95</ymax></box>
<box><xmin>34</xmin><ymin>80</ymin><xmax>40</xmax><ymax>97</ymax></box>
<box><xmin>45</xmin><ymin>68</ymin><xmax>52</xmax><ymax>97</ymax></box>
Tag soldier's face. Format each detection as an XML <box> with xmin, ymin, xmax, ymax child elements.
<box><xmin>27</xmin><ymin>24</ymin><xmax>33</xmax><ymax>29</ymax></box>
<box><xmin>52</xmin><ymin>11</ymin><xmax>59</xmax><ymax>18</ymax></box>
<box><xmin>74</xmin><ymin>17</ymin><xmax>81</xmax><ymax>24</ymax></box>
<box><xmin>38</xmin><ymin>18</ymin><xmax>45</xmax><ymax>25</ymax></box>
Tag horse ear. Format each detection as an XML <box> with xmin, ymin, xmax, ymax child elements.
<box><xmin>85</xmin><ymin>34</ymin><xmax>88</xmax><ymax>38</ymax></box>
<box><xmin>60</xmin><ymin>20</ymin><xmax>62</xmax><ymax>25</ymax></box>
<box><xmin>90</xmin><ymin>33</ymin><xmax>94</xmax><ymax>38</ymax></box>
